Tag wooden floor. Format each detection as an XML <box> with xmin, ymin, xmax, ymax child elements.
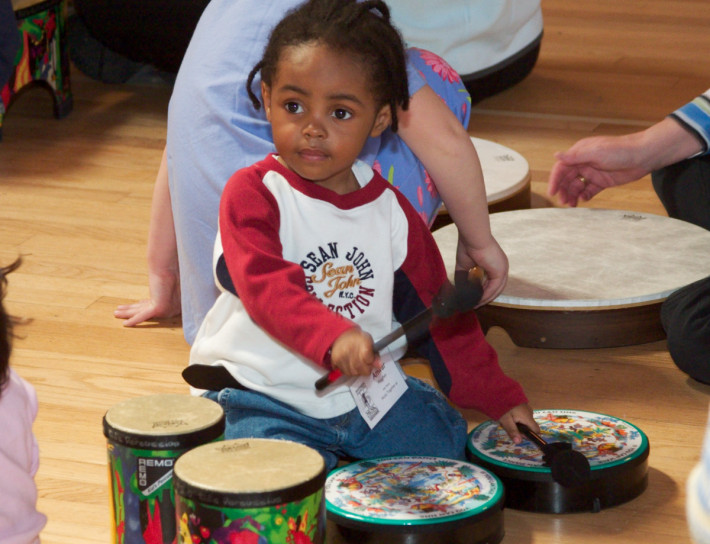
<box><xmin>1</xmin><ymin>1</ymin><xmax>709</xmax><ymax>542</ymax></box>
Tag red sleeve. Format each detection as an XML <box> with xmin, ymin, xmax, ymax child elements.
<box><xmin>218</xmin><ymin>163</ymin><xmax>356</xmax><ymax>367</ymax></box>
<box><xmin>391</xmin><ymin>190</ymin><xmax>528</xmax><ymax>420</ymax></box>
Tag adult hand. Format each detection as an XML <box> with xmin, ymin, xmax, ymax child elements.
<box><xmin>114</xmin><ymin>269</ymin><xmax>181</xmax><ymax>326</ymax></box>
<box><xmin>548</xmin><ymin>133</ymin><xmax>652</xmax><ymax>207</ymax></box>
<box><xmin>549</xmin><ymin>117</ymin><xmax>701</xmax><ymax>207</ymax></box>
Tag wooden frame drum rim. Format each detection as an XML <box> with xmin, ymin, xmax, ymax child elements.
<box><xmin>476</xmin><ymin>302</ymin><xmax>666</xmax><ymax>349</ymax></box>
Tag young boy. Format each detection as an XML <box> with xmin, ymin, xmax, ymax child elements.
<box><xmin>187</xmin><ymin>0</ymin><xmax>536</xmax><ymax>471</ymax></box>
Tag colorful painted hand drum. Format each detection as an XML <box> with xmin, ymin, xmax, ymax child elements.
<box><xmin>467</xmin><ymin>409</ymin><xmax>650</xmax><ymax>513</ymax></box>
<box><xmin>326</xmin><ymin>456</ymin><xmax>505</xmax><ymax>544</ymax></box>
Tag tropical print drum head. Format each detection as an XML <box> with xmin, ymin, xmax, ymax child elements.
<box><xmin>325</xmin><ymin>456</ymin><xmax>503</xmax><ymax>526</ymax></box>
<box><xmin>468</xmin><ymin>409</ymin><xmax>648</xmax><ymax>472</ymax></box>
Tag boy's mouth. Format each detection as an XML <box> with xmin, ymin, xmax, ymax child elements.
<box><xmin>298</xmin><ymin>147</ymin><xmax>328</xmax><ymax>161</ymax></box>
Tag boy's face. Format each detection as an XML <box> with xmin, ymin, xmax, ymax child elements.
<box><xmin>261</xmin><ymin>42</ymin><xmax>391</xmax><ymax>194</ymax></box>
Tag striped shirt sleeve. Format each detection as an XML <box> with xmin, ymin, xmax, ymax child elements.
<box><xmin>669</xmin><ymin>89</ymin><xmax>710</xmax><ymax>157</ymax></box>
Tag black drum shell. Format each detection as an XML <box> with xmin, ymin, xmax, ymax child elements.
<box><xmin>467</xmin><ymin>445</ymin><xmax>649</xmax><ymax>514</ymax></box>
<box><xmin>329</xmin><ymin>502</ymin><xmax>504</xmax><ymax>544</ymax></box>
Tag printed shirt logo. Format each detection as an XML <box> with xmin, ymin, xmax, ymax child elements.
<box><xmin>301</xmin><ymin>242</ymin><xmax>375</xmax><ymax>319</ymax></box>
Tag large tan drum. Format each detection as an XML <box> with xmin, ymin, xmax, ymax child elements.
<box><xmin>434</xmin><ymin>208</ymin><xmax>710</xmax><ymax>348</ymax></box>
<box><xmin>434</xmin><ymin>137</ymin><xmax>530</xmax><ymax>229</ymax></box>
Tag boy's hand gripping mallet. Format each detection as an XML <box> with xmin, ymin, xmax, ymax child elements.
<box><xmin>315</xmin><ymin>268</ymin><xmax>484</xmax><ymax>391</ymax></box>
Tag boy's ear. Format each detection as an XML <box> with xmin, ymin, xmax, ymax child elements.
<box><xmin>261</xmin><ymin>81</ymin><xmax>272</xmax><ymax>121</ymax></box>
<box><xmin>370</xmin><ymin>104</ymin><xmax>392</xmax><ymax>137</ymax></box>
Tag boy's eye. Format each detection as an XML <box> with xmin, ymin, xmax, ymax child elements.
<box><xmin>285</xmin><ymin>102</ymin><xmax>303</xmax><ymax>114</ymax></box>
<box><xmin>332</xmin><ymin>109</ymin><xmax>352</xmax><ymax>120</ymax></box>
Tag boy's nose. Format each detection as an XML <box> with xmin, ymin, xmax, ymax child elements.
<box><xmin>303</xmin><ymin>118</ymin><xmax>326</xmax><ymax>139</ymax></box>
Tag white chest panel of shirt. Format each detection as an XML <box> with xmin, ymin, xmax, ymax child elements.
<box><xmin>262</xmin><ymin>163</ymin><xmax>409</xmax><ymax>341</ymax></box>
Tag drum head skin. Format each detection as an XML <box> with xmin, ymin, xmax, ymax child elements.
<box><xmin>174</xmin><ymin>438</ymin><xmax>326</xmax><ymax>507</ymax></box>
<box><xmin>471</xmin><ymin>137</ymin><xmax>530</xmax><ymax>207</ymax></box>
<box><xmin>326</xmin><ymin>456</ymin><xmax>505</xmax><ymax>544</ymax></box>
<box><xmin>467</xmin><ymin>410</ymin><xmax>650</xmax><ymax>513</ymax></box>
<box><xmin>103</xmin><ymin>394</ymin><xmax>225</xmax><ymax>449</ymax></box>
<box><xmin>173</xmin><ymin>439</ymin><xmax>327</xmax><ymax>544</ymax></box>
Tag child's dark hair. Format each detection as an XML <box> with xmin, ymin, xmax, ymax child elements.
<box><xmin>247</xmin><ymin>0</ymin><xmax>410</xmax><ymax>132</ymax></box>
<box><xmin>0</xmin><ymin>257</ymin><xmax>21</xmax><ymax>394</ymax></box>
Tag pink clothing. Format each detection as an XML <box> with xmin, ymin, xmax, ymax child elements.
<box><xmin>0</xmin><ymin>369</ymin><xmax>46</xmax><ymax>544</ymax></box>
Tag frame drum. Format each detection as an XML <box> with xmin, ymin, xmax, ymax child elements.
<box><xmin>325</xmin><ymin>456</ymin><xmax>505</xmax><ymax>544</ymax></box>
<box><xmin>467</xmin><ymin>409</ymin><xmax>649</xmax><ymax>514</ymax></box>
<box><xmin>173</xmin><ymin>438</ymin><xmax>327</xmax><ymax>544</ymax></box>
<box><xmin>103</xmin><ymin>394</ymin><xmax>225</xmax><ymax>544</ymax></box>
<box><xmin>434</xmin><ymin>208</ymin><xmax>710</xmax><ymax>348</ymax></box>
<box><xmin>434</xmin><ymin>137</ymin><xmax>530</xmax><ymax>230</ymax></box>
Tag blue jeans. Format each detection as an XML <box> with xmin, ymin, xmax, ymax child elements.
<box><xmin>205</xmin><ymin>378</ymin><xmax>468</xmax><ymax>472</ymax></box>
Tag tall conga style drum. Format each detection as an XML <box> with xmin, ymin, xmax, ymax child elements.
<box><xmin>434</xmin><ymin>208</ymin><xmax>710</xmax><ymax>348</ymax></box>
<box><xmin>325</xmin><ymin>456</ymin><xmax>505</xmax><ymax>544</ymax></box>
<box><xmin>173</xmin><ymin>438</ymin><xmax>327</xmax><ymax>544</ymax></box>
<box><xmin>103</xmin><ymin>394</ymin><xmax>225</xmax><ymax>544</ymax></box>
<box><xmin>467</xmin><ymin>409</ymin><xmax>650</xmax><ymax>513</ymax></box>
<box><xmin>433</xmin><ymin>137</ymin><xmax>530</xmax><ymax>230</ymax></box>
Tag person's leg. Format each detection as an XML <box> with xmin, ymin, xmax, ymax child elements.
<box><xmin>341</xmin><ymin>377</ymin><xmax>469</xmax><ymax>462</ymax></box>
<box><xmin>205</xmin><ymin>388</ymin><xmax>344</xmax><ymax>472</ymax></box>
<box><xmin>374</xmin><ymin>48</ymin><xmax>472</xmax><ymax>226</ymax></box>
<box><xmin>660</xmin><ymin>275</ymin><xmax>710</xmax><ymax>384</ymax></box>
<box><xmin>652</xmin><ymin>155</ymin><xmax>710</xmax><ymax>383</ymax></box>
<box><xmin>651</xmin><ymin>155</ymin><xmax>710</xmax><ymax>231</ymax></box>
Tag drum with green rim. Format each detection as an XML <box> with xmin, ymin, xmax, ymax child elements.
<box><xmin>467</xmin><ymin>409</ymin><xmax>649</xmax><ymax>513</ymax></box>
<box><xmin>325</xmin><ymin>456</ymin><xmax>505</xmax><ymax>543</ymax></box>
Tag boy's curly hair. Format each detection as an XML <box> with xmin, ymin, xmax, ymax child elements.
<box><xmin>247</xmin><ymin>0</ymin><xmax>410</xmax><ymax>132</ymax></box>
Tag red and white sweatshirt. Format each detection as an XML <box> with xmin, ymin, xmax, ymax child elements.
<box><xmin>190</xmin><ymin>154</ymin><xmax>527</xmax><ymax>419</ymax></box>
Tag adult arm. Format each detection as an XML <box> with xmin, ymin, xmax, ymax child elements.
<box><xmin>397</xmin><ymin>84</ymin><xmax>508</xmax><ymax>305</ymax></box>
<box><xmin>549</xmin><ymin>90</ymin><xmax>710</xmax><ymax>207</ymax></box>
<box><xmin>114</xmin><ymin>148</ymin><xmax>182</xmax><ymax>325</ymax></box>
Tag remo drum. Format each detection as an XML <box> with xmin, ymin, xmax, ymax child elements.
<box><xmin>325</xmin><ymin>456</ymin><xmax>505</xmax><ymax>544</ymax></box>
<box><xmin>173</xmin><ymin>438</ymin><xmax>327</xmax><ymax>544</ymax></box>
<box><xmin>434</xmin><ymin>208</ymin><xmax>710</xmax><ymax>348</ymax></box>
<box><xmin>467</xmin><ymin>409</ymin><xmax>649</xmax><ymax>514</ymax></box>
<box><xmin>434</xmin><ymin>137</ymin><xmax>530</xmax><ymax>229</ymax></box>
<box><xmin>103</xmin><ymin>394</ymin><xmax>225</xmax><ymax>544</ymax></box>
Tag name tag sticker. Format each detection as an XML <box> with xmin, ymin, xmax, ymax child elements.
<box><xmin>349</xmin><ymin>350</ymin><xmax>408</xmax><ymax>429</ymax></box>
